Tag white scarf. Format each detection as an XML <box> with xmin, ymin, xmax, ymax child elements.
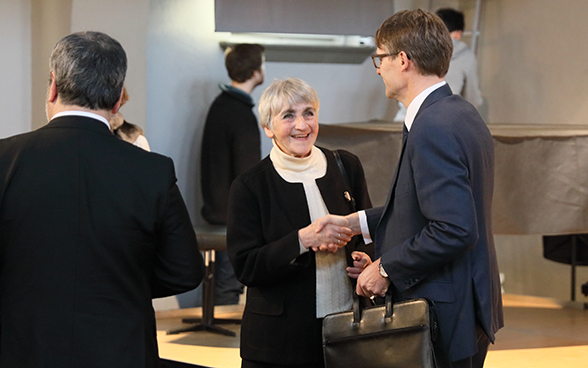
<box><xmin>270</xmin><ymin>141</ymin><xmax>353</xmax><ymax>317</ymax></box>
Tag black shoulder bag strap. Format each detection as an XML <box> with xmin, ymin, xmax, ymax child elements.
<box><xmin>332</xmin><ymin>149</ymin><xmax>356</xmax><ymax>212</ymax></box>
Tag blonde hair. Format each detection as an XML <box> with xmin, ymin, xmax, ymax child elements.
<box><xmin>258</xmin><ymin>78</ymin><xmax>319</xmax><ymax>129</ymax></box>
<box><xmin>119</xmin><ymin>86</ymin><xmax>129</xmax><ymax>107</ymax></box>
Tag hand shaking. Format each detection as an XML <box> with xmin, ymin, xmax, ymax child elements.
<box><xmin>298</xmin><ymin>214</ymin><xmax>353</xmax><ymax>253</ymax></box>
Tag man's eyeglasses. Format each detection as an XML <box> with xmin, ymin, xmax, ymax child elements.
<box><xmin>371</xmin><ymin>51</ymin><xmax>410</xmax><ymax>69</ymax></box>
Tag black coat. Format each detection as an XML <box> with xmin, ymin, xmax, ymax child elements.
<box><xmin>200</xmin><ymin>88</ymin><xmax>261</xmax><ymax>225</ymax></box>
<box><xmin>227</xmin><ymin>147</ymin><xmax>371</xmax><ymax>366</ymax></box>
<box><xmin>0</xmin><ymin>116</ymin><xmax>205</xmax><ymax>367</ymax></box>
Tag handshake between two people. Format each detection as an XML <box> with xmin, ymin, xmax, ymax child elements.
<box><xmin>298</xmin><ymin>213</ymin><xmax>372</xmax><ymax>277</ymax></box>
<box><xmin>298</xmin><ymin>213</ymin><xmax>387</xmax><ymax>297</ymax></box>
<box><xmin>298</xmin><ymin>213</ymin><xmax>359</xmax><ymax>253</ymax></box>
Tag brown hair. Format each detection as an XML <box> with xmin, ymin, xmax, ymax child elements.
<box><xmin>225</xmin><ymin>44</ymin><xmax>265</xmax><ymax>83</ymax></box>
<box><xmin>375</xmin><ymin>9</ymin><xmax>453</xmax><ymax>77</ymax></box>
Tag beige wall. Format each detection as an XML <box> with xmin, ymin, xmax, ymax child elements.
<box><xmin>31</xmin><ymin>0</ymin><xmax>72</xmax><ymax>130</ymax></box>
<box><xmin>475</xmin><ymin>0</ymin><xmax>588</xmax><ymax>301</ymax></box>
<box><xmin>70</xmin><ymin>0</ymin><xmax>149</xmax><ymax>130</ymax></box>
<box><xmin>0</xmin><ymin>0</ymin><xmax>32</xmax><ymax>138</ymax></box>
<box><xmin>29</xmin><ymin>0</ymin><xmax>148</xmax><ymax>131</ymax></box>
<box><xmin>479</xmin><ymin>0</ymin><xmax>588</xmax><ymax>125</ymax></box>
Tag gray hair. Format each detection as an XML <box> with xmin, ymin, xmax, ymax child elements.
<box><xmin>258</xmin><ymin>78</ymin><xmax>319</xmax><ymax>129</ymax></box>
<box><xmin>50</xmin><ymin>31</ymin><xmax>127</xmax><ymax>110</ymax></box>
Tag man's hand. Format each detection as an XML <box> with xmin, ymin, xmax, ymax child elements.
<box><xmin>346</xmin><ymin>251</ymin><xmax>372</xmax><ymax>279</ymax></box>
<box><xmin>356</xmin><ymin>258</ymin><xmax>390</xmax><ymax>297</ymax></box>
<box><xmin>299</xmin><ymin>215</ymin><xmax>353</xmax><ymax>253</ymax></box>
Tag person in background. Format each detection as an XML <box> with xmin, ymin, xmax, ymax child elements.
<box><xmin>436</xmin><ymin>7</ymin><xmax>484</xmax><ymax>109</ymax></box>
<box><xmin>227</xmin><ymin>78</ymin><xmax>372</xmax><ymax>368</ymax></box>
<box><xmin>333</xmin><ymin>9</ymin><xmax>503</xmax><ymax>368</ymax></box>
<box><xmin>110</xmin><ymin>86</ymin><xmax>151</xmax><ymax>151</ymax></box>
<box><xmin>0</xmin><ymin>31</ymin><xmax>204</xmax><ymax>367</ymax></box>
<box><xmin>199</xmin><ymin>43</ymin><xmax>265</xmax><ymax>306</ymax></box>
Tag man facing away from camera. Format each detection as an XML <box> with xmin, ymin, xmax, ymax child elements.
<box><xmin>0</xmin><ymin>31</ymin><xmax>204</xmax><ymax>367</ymax></box>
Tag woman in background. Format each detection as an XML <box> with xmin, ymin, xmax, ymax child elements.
<box><xmin>227</xmin><ymin>78</ymin><xmax>372</xmax><ymax>368</ymax></box>
<box><xmin>109</xmin><ymin>87</ymin><xmax>151</xmax><ymax>151</ymax></box>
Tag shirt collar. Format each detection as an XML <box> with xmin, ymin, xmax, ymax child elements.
<box><xmin>51</xmin><ymin>110</ymin><xmax>111</xmax><ymax>130</ymax></box>
<box><xmin>404</xmin><ymin>81</ymin><xmax>446</xmax><ymax>131</ymax></box>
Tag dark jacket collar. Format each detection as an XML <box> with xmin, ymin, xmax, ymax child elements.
<box><xmin>414</xmin><ymin>83</ymin><xmax>453</xmax><ymax>121</ymax></box>
<box><xmin>43</xmin><ymin>115</ymin><xmax>115</xmax><ymax>137</ymax></box>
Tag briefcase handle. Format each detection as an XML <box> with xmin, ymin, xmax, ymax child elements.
<box><xmin>352</xmin><ymin>290</ymin><xmax>394</xmax><ymax>324</ymax></box>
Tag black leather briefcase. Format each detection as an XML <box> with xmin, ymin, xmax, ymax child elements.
<box><xmin>322</xmin><ymin>292</ymin><xmax>449</xmax><ymax>368</ymax></box>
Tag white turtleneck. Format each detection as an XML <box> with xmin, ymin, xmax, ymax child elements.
<box><xmin>270</xmin><ymin>141</ymin><xmax>353</xmax><ymax>318</ymax></box>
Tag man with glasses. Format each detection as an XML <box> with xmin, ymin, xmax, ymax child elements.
<box><xmin>342</xmin><ymin>9</ymin><xmax>503</xmax><ymax>368</ymax></box>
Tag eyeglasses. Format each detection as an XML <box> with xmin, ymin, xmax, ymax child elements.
<box><xmin>371</xmin><ymin>51</ymin><xmax>411</xmax><ymax>69</ymax></box>
<box><xmin>371</xmin><ymin>52</ymin><xmax>399</xmax><ymax>69</ymax></box>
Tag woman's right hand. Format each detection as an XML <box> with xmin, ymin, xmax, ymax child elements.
<box><xmin>298</xmin><ymin>214</ymin><xmax>353</xmax><ymax>253</ymax></box>
<box><xmin>346</xmin><ymin>251</ymin><xmax>372</xmax><ymax>278</ymax></box>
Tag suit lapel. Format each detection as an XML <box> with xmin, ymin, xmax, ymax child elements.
<box><xmin>376</xmin><ymin>84</ymin><xmax>452</xmax><ymax>230</ymax></box>
<box><xmin>377</xmin><ymin>125</ymin><xmax>408</xmax><ymax>231</ymax></box>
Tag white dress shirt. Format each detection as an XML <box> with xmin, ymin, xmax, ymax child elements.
<box><xmin>51</xmin><ymin>110</ymin><xmax>111</xmax><ymax>130</ymax></box>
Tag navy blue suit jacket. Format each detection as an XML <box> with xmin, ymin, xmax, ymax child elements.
<box><xmin>366</xmin><ymin>84</ymin><xmax>503</xmax><ymax>362</ymax></box>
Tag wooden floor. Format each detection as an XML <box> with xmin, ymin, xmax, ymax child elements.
<box><xmin>156</xmin><ymin>294</ymin><xmax>588</xmax><ymax>368</ymax></box>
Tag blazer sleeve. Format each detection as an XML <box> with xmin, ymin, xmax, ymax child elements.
<box><xmin>151</xmin><ymin>159</ymin><xmax>205</xmax><ymax>298</ymax></box>
<box><xmin>365</xmin><ymin>206</ymin><xmax>384</xmax><ymax>238</ymax></box>
<box><xmin>226</xmin><ymin>175</ymin><xmax>311</xmax><ymax>288</ymax></box>
<box><xmin>383</xmin><ymin>121</ymin><xmax>479</xmax><ymax>292</ymax></box>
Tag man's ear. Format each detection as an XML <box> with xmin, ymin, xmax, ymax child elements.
<box><xmin>252</xmin><ymin>69</ymin><xmax>264</xmax><ymax>84</ymax></box>
<box><xmin>47</xmin><ymin>73</ymin><xmax>58</xmax><ymax>103</ymax></box>
<box><xmin>110</xmin><ymin>87</ymin><xmax>125</xmax><ymax>114</ymax></box>
<box><xmin>398</xmin><ymin>51</ymin><xmax>411</xmax><ymax>71</ymax></box>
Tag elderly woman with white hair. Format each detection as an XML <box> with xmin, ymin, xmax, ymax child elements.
<box><xmin>227</xmin><ymin>78</ymin><xmax>372</xmax><ymax>368</ymax></box>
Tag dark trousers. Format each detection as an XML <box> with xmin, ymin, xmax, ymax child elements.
<box><xmin>214</xmin><ymin>250</ymin><xmax>244</xmax><ymax>305</ymax></box>
<box><xmin>450</xmin><ymin>325</ymin><xmax>491</xmax><ymax>368</ymax></box>
<box><xmin>241</xmin><ymin>318</ymin><xmax>324</xmax><ymax>368</ymax></box>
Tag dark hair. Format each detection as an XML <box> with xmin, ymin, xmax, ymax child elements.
<box><xmin>50</xmin><ymin>31</ymin><xmax>127</xmax><ymax>110</ymax></box>
<box><xmin>225</xmin><ymin>44</ymin><xmax>265</xmax><ymax>83</ymax></box>
<box><xmin>436</xmin><ymin>8</ymin><xmax>465</xmax><ymax>33</ymax></box>
<box><xmin>375</xmin><ymin>9</ymin><xmax>453</xmax><ymax>78</ymax></box>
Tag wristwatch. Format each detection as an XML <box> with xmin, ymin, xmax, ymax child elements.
<box><xmin>378</xmin><ymin>262</ymin><xmax>389</xmax><ymax>278</ymax></box>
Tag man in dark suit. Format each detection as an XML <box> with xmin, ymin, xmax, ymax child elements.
<box><xmin>341</xmin><ymin>9</ymin><xmax>503</xmax><ymax>368</ymax></box>
<box><xmin>0</xmin><ymin>31</ymin><xmax>204</xmax><ymax>367</ymax></box>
